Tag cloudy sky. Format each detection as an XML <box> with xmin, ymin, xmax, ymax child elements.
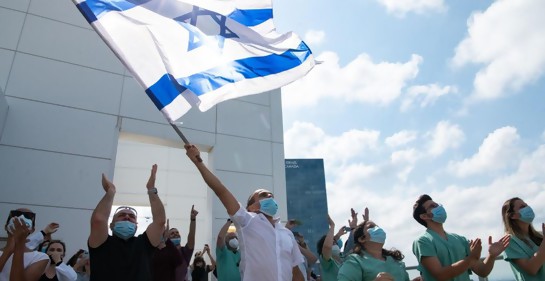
<box><xmin>275</xmin><ymin>0</ymin><xmax>545</xmax><ymax>279</ymax></box>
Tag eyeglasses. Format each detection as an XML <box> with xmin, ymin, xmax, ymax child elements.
<box><xmin>10</xmin><ymin>210</ymin><xmax>36</xmax><ymax>221</ymax></box>
<box><xmin>114</xmin><ymin>206</ymin><xmax>138</xmax><ymax>217</ymax></box>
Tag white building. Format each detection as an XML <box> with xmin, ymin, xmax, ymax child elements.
<box><xmin>0</xmin><ymin>0</ymin><xmax>288</xmax><ymax>255</ymax></box>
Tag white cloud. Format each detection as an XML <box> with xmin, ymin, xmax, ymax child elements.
<box><xmin>448</xmin><ymin>126</ymin><xmax>521</xmax><ymax>177</ymax></box>
<box><xmin>385</xmin><ymin>130</ymin><xmax>418</xmax><ymax>148</ymax></box>
<box><xmin>284</xmin><ymin>121</ymin><xmax>380</xmax><ymax>169</ymax></box>
<box><xmin>391</xmin><ymin>148</ymin><xmax>420</xmax><ymax>165</ymax></box>
<box><xmin>282</xmin><ymin>52</ymin><xmax>422</xmax><ymax>109</ymax></box>
<box><xmin>426</xmin><ymin>121</ymin><xmax>465</xmax><ymax>157</ymax></box>
<box><xmin>452</xmin><ymin>0</ymin><xmax>545</xmax><ymax>101</ymax></box>
<box><xmin>303</xmin><ymin>30</ymin><xmax>326</xmax><ymax>46</ymax></box>
<box><xmin>401</xmin><ymin>84</ymin><xmax>457</xmax><ymax>111</ymax></box>
<box><xmin>376</xmin><ymin>0</ymin><xmax>447</xmax><ymax>17</ymax></box>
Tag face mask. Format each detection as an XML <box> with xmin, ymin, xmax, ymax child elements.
<box><xmin>112</xmin><ymin>221</ymin><xmax>136</xmax><ymax>240</ymax></box>
<box><xmin>368</xmin><ymin>226</ymin><xmax>387</xmax><ymax>244</ymax></box>
<box><xmin>7</xmin><ymin>215</ymin><xmax>33</xmax><ymax>234</ymax></box>
<box><xmin>519</xmin><ymin>206</ymin><xmax>535</xmax><ymax>223</ymax></box>
<box><xmin>171</xmin><ymin>238</ymin><xmax>181</xmax><ymax>246</ymax></box>
<box><xmin>228</xmin><ymin>238</ymin><xmax>239</xmax><ymax>249</ymax></box>
<box><xmin>431</xmin><ymin>204</ymin><xmax>447</xmax><ymax>224</ymax></box>
<box><xmin>331</xmin><ymin>245</ymin><xmax>341</xmax><ymax>256</ymax></box>
<box><xmin>336</xmin><ymin>239</ymin><xmax>343</xmax><ymax>249</ymax></box>
<box><xmin>259</xmin><ymin>198</ymin><xmax>278</xmax><ymax>217</ymax></box>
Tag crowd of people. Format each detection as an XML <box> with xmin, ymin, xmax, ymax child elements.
<box><xmin>1</xmin><ymin>143</ymin><xmax>543</xmax><ymax>281</ymax></box>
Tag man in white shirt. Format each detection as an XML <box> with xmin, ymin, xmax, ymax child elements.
<box><xmin>185</xmin><ymin>144</ymin><xmax>305</xmax><ymax>281</ymax></box>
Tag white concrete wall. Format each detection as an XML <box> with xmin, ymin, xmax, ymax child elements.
<box><xmin>0</xmin><ymin>0</ymin><xmax>287</xmax><ymax>256</ymax></box>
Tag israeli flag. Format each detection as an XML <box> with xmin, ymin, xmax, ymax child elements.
<box><xmin>73</xmin><ymin>0</ymin><xmax>315</xmax><ymax>121</ymax></box>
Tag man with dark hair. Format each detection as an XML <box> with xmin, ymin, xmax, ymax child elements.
<box><xmin>412</xmin><ymin>194</ymin><xmax>510</xmax><ymax>281</ymax></box>
<box><xmin>88</xmin><ymin>164</ymin><xmax>166</xmax><ymax>281</ymax></box>
<box><xmin>185</xmin><ymin>144</ymin><xmax>305</xmax><ymax>281</ymax></box>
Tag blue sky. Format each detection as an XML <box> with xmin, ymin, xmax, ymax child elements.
<box><xmin>274</xmin><ymin>0</ymin><xmax>545</xmax><ymax>279</ymax></box>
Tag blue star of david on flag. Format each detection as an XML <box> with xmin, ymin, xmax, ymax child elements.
<box><xmin>73</xmin><ymin>0</ymin><xmax>315</xmax><ymax>121</ymax></box>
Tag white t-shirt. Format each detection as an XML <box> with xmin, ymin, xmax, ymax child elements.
<box><xmin>0</xmin><ymin>250</ymin><xmax>49</xmax><ymax>281</ymax></box>
<box><xmin>231</xmin><ymin>203</ymin><xmax>305</xmax><ymax>281</ymax></box>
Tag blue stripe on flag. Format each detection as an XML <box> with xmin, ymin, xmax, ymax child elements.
<box><xmin>78</xmin><ymin>0</ymin><xmax>151</xmax><ymax>23</ymax></box>
<box><xmin>79</xmin><ymin>0</ymin><xmax>272</xmax><ymax>28</ymax></box>
<box><xmin>145</xmin><ymin>74</ymin><xmax>187</xmax><ymax>109</ymax></box>
<box><xmin>228</xmin><ymin>9</ymin><xmax>273</xmax><ymax>26</ymax></box>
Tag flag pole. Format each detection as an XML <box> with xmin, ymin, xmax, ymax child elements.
<box><xmin>169</xmin><ymin>122</ymin><xmax>203</xmax><ymax>162</ymax></box>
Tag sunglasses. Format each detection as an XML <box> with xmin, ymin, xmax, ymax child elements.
<box><xmin>114</xmin><ymin>206</ymin><xmax>138</xmax><ymax>217</ymax></box>
<box><xmin>10</xmin><ymin>210</ymin><xmax>36</xmax><ymax>221</ymax></box>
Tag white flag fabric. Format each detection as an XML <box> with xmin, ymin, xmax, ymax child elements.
<box><xmin>73</xmin><ymin>0</ymin><xmax>315</xmax><ymax>121</ymax></box>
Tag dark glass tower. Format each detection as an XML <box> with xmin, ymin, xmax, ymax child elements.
<box><xmin>285</xmin><ymin>159</ymin><xmax>329</xmax><ymax>256</ymax></box>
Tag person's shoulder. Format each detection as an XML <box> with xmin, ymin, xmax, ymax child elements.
<box><xmin>26</xmin><ymin>250</ymin><xmax>49</xmax><ymax>262</ymax></box>
<box><xmin>447</xmin><ymin>232</ymin><xmax>467</xmax><ymax>242</ymax></box>
<box><xmin>414</xmin><ymin>231</ymin><xmax>432</xmax><ymax>243</ymax></box>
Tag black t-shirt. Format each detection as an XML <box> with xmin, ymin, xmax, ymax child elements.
<box><xmin>151</xmin><ymin>239</ymin><xmax>183</xmax><ymax>281</ymax></box>
<box><xmin>89</xmin><ymin>233</ymin><xmax>154</xmax><ymax>281</ymax></box>
<box><xmin>191</xmin><ymin>265</ymin><xmax>213</xmax><ymax>281</ymax></box>
<box><xmin>38</xmin><ymin>274</ymin><xmax>59</xmax><ymax>281</ymax></box>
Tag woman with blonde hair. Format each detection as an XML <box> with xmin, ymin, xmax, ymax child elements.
<box><xmin>502</xmin><ymin>197</ymin><xmax>545</xmax><ymax>281</ymax></box>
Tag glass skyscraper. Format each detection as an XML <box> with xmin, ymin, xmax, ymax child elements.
<box><xmin>285</xmin><ymin>159</ymin><xmax>329</xmax><ymax>256</ymax></box>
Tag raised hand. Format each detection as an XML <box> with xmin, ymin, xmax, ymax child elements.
<box><xmin>285</xmin><ymin>219</ymin><xmax>297</xmax><ymax>230</ymax></box>
<box><xmin>11</xmin><ymin>217</ymin><xmax>30</xmax><ymax>245</ymax></box>
<box><xmin>190</xmin><ymin>205</ymin><xmax>199</xmax><ymax>220</ymax></box>
<box><xmin>146</xmin><ymin>164</ymin><xmax>158</xmax><ymax>189</ymax></box>
<box><xmin>362</xmin><ymin>207</ymin><xmax>369</xmax><ymax>222</ymax></box>
<box><xmin>488</xmin><ymin>235</ymin><xmax>510</xmax><ymax>257</ymax></box>
<box><xmin>469</xmin><ymin>238</ymin><xmax>483</xmax><ymax>262</ymax></box>
<box><xmin>43</xmin><ymin>222</ymin><xmax>60</xmax><ymax>235</ymax></box>
<box><xmin>348</xmin><ymin>208</ymin><xmax>358</xmax><ymax>229</ymax></box>
<box><xmin>204</xmin><ymin>244</ymin><xmax>210</xmax><ymax>253</ymax></box>
<box><xmin>101</xmin><ymin>173</ymin><xmax>116</xmax><ymax>193</ymax></box>
<box><xmin>184</xmin><ymin>144</ymin><xmax>202</xmax><ymax>163</ymax></box>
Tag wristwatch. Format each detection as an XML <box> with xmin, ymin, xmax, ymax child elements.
<box><xmin>148</xmin><ymin>187</ymin><xmax>158</xmax><ymax>195</ymax></box>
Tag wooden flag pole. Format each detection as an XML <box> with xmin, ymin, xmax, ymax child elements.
<box><xmin>169</xmin><ymin>122</ymin><xmax>203</xmax><ymax>162</ymax></box>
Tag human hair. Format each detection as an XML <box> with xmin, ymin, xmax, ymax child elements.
<box><xmin>66</xmin><ymin>249</ymin><xmax>85</xmax><ymax>267</ymax></box>
<box><xmin>4</xmin><ymin>209</ymin><xmax>36</xmax><ymax>229</ymax></box>
<box><xmin>192</xmin><ymin>256</ymin><xmax>206</xmax><ymax>268</ymax></box>
<box><xmin>246</xmin><ymin>188</ymin><xmax>271</xmax><ymax>208</ymax></box>
<box><xmin>316</xmin><ymin>235</ymin><xmax>327</xmax><ymax>256</ymax></box>
<box><xmin>351</xmin><ymin>222</ymin><xmax>404</xmax><ymax>261</ymax></box>
<box><xmin>413</xmin><ymin>194</ymin><xmax>432</xmax><ymax>227</ymax></box>
<box><xmin>502</xmin><ymin>197</ymin><xmax>542</xmax><ymax>246</ymax></box>
<box><xmin>46</xmin><ymin>240</ymin><xmax>67</xmax><ymax>256</ymax></box>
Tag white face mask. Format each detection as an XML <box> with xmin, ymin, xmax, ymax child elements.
<box><xmin>228</xmin><ymin>238</ymin><xmax>239</xmax><ymax>249</ymax></box>
<box><xmin>331</xmin><ymin>245</ymin><xmax>341</xmax><ymax>256</ymax></box>
<box><xmin>7</xmin><ymin>215</ymin><xmax>33</xmax><ymax>234</ymax></box>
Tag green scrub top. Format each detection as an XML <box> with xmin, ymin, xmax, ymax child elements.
<box><xmin>319</xmin><ymin>255</ymin><xmax>341</xmax><ymax>281</ymax></box>
<box><xmin>337</xmin><ymin>252</ymin><xmax>409</xmax><ymax>281</ymax></box>
<box><xmin>503</xmin><ymin>235</ymin><xmax>545</xmax><ymax>281</ymax></box>
<box><xmin>412</xmin><ymin>229</ymin><xmax>471</xmax><ymax>281</ymax></box>
<box><xmin>216</xmin><ymin>246</ymin><xmax>241</xmax><ymax>281</ymax></box>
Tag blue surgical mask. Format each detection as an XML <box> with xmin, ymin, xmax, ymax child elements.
<box><xmin>331</xmin><ymin>245</ymin><xmax>341</xmax><ymax>256</ymax></box>
<box><xmin>7</xmin><ymin>215</ymin><xmax>33</xmax><ymax>234</ymax></box>
<box><xmin>112</xmin><ymin>221</ymin><xmax>136</xmax><ymax>240</ymax></box>
<box><xmin>336</xmin><ymin>239</ymin><xmax>343</xmax><ymax>249</ymax></box>
<box><xmin>171</xmin><ymin>238</ymin><xmax>181</xmax><ymax>246</ymax></box>
<box><xmin>519</xmin><ymin>206</ymin><xmax>535</xmax><ymax>223</ymax></box>
<box><xmin>431</xmin><ymin>204</ymin><xmax>447</xmax><ymax>224</ymax></box>
<box><xmin>259</xmin><ymin>198</ymin><xmax>278</xmax><ymax>217</ymax></box>
<box><xmin>228</xmin><ymin>238</ymin><xmax>239</xmax><ymax>250</ymax></box>
<box><xmin>368</xmin><ymin>226</ymin><xmax>387</xmax><ymax>244</ymax></box>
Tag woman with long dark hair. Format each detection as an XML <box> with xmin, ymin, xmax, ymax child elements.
<box><xmin>502</xmin><ymin>197</ymin><xmax>545</xmax><ymax>281</ymax></box>
<box><xmin>338</xmin><ymin>220</ymin><xmax>418</xmax><ymax>281</ymax></box>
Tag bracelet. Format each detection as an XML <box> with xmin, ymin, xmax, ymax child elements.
<box><xmin>191</xmin><ymin>219</ymin><xmax>196</xmax><ymax>221</ymax></box>
<box><xmin>148</xmin><ymin>187</ymin><xmax>158</xmax><ymax>195</ymax></box>
<box><xmin>40</xmin><ymin>230</ymin><xmax>47</xmax><ymax>236</ymax></box>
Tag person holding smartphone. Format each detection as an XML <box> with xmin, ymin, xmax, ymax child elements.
<box><xmin>191</xmin><ymin>245</ymin><xmax>216</xmax><ymax>281</ymax></box>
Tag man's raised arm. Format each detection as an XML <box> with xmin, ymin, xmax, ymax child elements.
<box><xmin>145</xmin><ymin>164</ymin><xmax>167</xmax><ymax>247</ymax></box>
<box><xmin>187</xmin><ymin>205</ymin><xmax>198</xmax><ymax>249</ymax></box>
<box><xmin>216</xmin><ymin>219</ymin><xmax>232</xmax><ymax>249</ymax></box>
<box><xmin>185</xmin><ymin>144</ymin><xmax>239</xmax><ymax>216</ymax></box>
<box><xmin>88</xmin><ymin>174</ymin><xmax>116</xmax><ymax>248</ymax></box>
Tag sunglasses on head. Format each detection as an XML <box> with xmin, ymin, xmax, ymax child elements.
<box><xmin>10</xmin><ymin>210</ymin><xmax>35</xmax><ymax>221</ymax></box>
<box><xmin>114</xmin><ymin>206</ymin><xmax>138</xmax><ymax>217</ymax></box>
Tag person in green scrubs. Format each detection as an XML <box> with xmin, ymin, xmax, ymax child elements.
<box><xmin>501</xmin><ymin>197</ymin><xmax>545</xmax><ymax>281</ymax></box>
<box><xmin>338</xmin><ymin>219</ymin><xmax>414</xmax><ymax>281</ymax></box>
<box><xmin>412</xmin><ymin>194</ymin><xmax>510</xmax><ymax>281</ymax></box>
<box><xmin>317</xmin><ymin>215</ymin><xmax>345</xmax><ymax>281</ymax></box>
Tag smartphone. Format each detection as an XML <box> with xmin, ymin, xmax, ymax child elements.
<box><xmin>343</xmin><ymin>226</ymin><xmax>351</xmax><ymax>231</ymax></box>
